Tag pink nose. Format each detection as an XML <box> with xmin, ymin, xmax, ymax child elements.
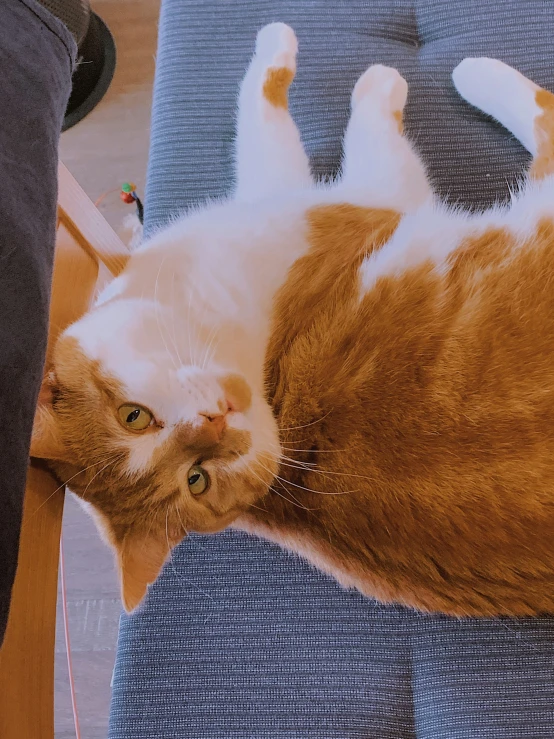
<box><xmin>199</xmin><ymin>412</ymin><xmax>227</xmax><ymax>441</ymax></box>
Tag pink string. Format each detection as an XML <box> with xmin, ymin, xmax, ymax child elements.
<box><xmin>60</xmin><ymin>534</ymin><xmax>82</xmax><ymax>739</ymax></box>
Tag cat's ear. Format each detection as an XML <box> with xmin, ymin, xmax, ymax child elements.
<box><xmin>30</xmin><ymin>372</ymin><xmax>69</xmax><ymax>461</ymax></box>
<box><xmin>115</xmin><ymin>531</ymin><xmax>171</xmax><ymax>613</ymax></box>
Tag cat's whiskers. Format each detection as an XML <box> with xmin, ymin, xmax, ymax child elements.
<box><xmin>262</xmin><ymin>450</ymin><xmax>317</xmax><ymax>471</ymax></box>
<box><xmin>197</xmin><ymin>289</ymin><xmax>216</xmax><ymax>369</ymax></box>
<box><xmin>194</xmin><ymin>280</ymin><xmax>215</xmax><ymax>369</ymax></box>
<box><xmin>256</xmin><ymin>472</ymin><xmax>316</xmax><ymax>511</ymax></box>
<box><xmin>165</xmin><ymin>505</ymin><xmax>173</xmax><ymax>558</ymax></box>
<box><xmin>269</xmin><ymin>439</ymin><xmax>347</xmax><ymax>454</ymax></box>
<box><xmin>278</xmin><ymin>457</ymin><xmax>318</xmax><ymax>471</ymax></box>
<box><xmin>199</xmin><ymin>324</ymin><xmax>214</xmax><ymax>370</ymax></box>
<box><xmin>265</xmin><ymin>455</ymin><xmax>326</xmax><ymax>474</ymax></box>
<box><xmin>281</xmin><ymin>448</ymin><xmax>347</xmax><ymax>454</ymax></box>
<box><xmin>169</xmin><ymin>270</ymin><xmax>185</xmax><ymax>367</ymax></box>
<box><xmin>143</xmin><ymin>499</ymin><xmax>160</xmax><ymax>541</ymax></box>
<box><xmin>254</xmin><ymin>458</ymin><xmax>316</xmax><ymax>510</ymax></box>
<box><xmin>268</xmin><ymin>436</ymin><xmax>309</xmax><ymax>445</ymax></box>
<box><xmin>34</xmin><ymin>452</ymin><xmax>125</xmax><ymax>514</ymax></box>
<box><xmin>271</xmin><ymin>485</ymin><xmax>315</xmax><ymax>511</ymax></box>
<box><xmin>200</xmin><ymin>323</ymin><xmax>220</xmax><ymax>371</ymax></box>
<box><xmin>263</xmin><ymin>453</ymin><xmax>377</xmax><ymax>483</ymax></box>
<box><xmin>185</xmin><ymin>283</ymin><xmax>201</xmax><ymax>367</ymax></box>
<box><xmin>163</xmin><ymin>502</ymin><xmax>215</xmax><ymax>604</ymax></box>
<box><xmin>278</xmin><ymin>410</ymin><xmax>333</xmax><ymax>432</ymax></box>
<box><xmin>247</xmin><ymin>501</ymin><xmax>269</xmax><ymax>513</ymax></box>
<box><xmin>165</xmin><ymin>505</ymin><xmax>183</xmax><ymax>577</ymax></box>
<box><xmin>250</xmin><ymin>460</ymin><xmax>315</xmax><ymax>511</ymax></box>
<box><xmin>257</xmin><ymin>455</ymin><xmax>357</xmax><ymax>497</ymax></box>
<box><xmin>265</xmin><ymin>448</ymin><xmax>315</xmax><ymax>464</ymax></box>
<box><xmin>204</xmin><ymin>339</ymin><xmax>221</xmax><ymax>372</ymax></box>
<box><xmin>173</xmin><ymin>501</ymin><xmax>189</xmax><ymax>537</ymax></box>
<box><xmin>277</xmin><ymin>472</ymin><xmax>356</xmax><ymax>496</ymax></box>
<box><xmin>268</xmin><ymin>467</ymin><xmax>316</xmax><ymax>511</ymax></box>
<box><xmin>153</xmin><ymin>256</ymin><xmax>179</xmax><ymax>370</ymax></box>
<box><xmin>81</xmin><ymin>452</ymin><xmax>127</xmax><ymax>501</ymax></box>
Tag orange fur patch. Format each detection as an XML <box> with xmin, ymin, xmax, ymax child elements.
<box><xmin>530</xmin><ymin>88</ymin><xmax>554</xmax><ymax>180</ymax></box>
<box><xmin>243</xmin><ymin>208</ymin><xmax>554</xmax><ymax>616</ymax></box>
<box><xmin>265</xmin><ymin>204</ymin><xmax>401</xmax><ymax>392</ymax></box>
<box><xmin>263</xmin><ymin>67</ymin><xmax>294</xmax><ymax>109</ymax></box>
<box><xmin>392</xmin><ymin>110</ymin><xmax>404</xmax><ymax>135</ymax></box>
<box><xmin>447</xmin><ymin>227</ymin><xmax>514</xmax><ymax>278</ymax></box>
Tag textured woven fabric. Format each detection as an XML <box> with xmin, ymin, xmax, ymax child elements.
<box><xmin>110</xmin><ymin>1</ymin><xmax>554</xmax><ymax>737</ymax></box>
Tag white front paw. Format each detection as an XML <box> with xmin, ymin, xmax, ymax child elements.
<box><xmin>352</xmin><ymin>64</ymin><xmax>408</xmax><ymax>114</ymax></box>
<box><xmin>453</xmin><ymin>57</ymin><xmax>538</xmax><ymax>110</ymax></box>
<box><xmin>255</xmin><ymin>22</ymin><xmax>298</xmax><ymax>73</ymax></box>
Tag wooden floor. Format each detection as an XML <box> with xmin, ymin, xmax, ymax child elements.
<box><xmin>56</xmin><ymin>1</ymin><xmax>160</xmax><ymax>735</ymax></box>
<box><xmin>60</xmin><ymin>0</ymin><xmax>159</xmax><ymax>240</ymax></box>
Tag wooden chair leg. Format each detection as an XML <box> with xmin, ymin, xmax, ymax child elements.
<box><xmin>0</xmin><ymin>469</ymin><xmax>64</xmax><ymax>737</ymax></box>
<box><xmin>0</xmin><ymin>162</ymin><xmax>129</xmax><ymax>738</ymax></box>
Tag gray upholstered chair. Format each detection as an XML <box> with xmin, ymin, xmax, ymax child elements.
<box><xmin>109</xmin><ymin>2</ymin><xmax>554</xmax><ymax>736</ymax></box>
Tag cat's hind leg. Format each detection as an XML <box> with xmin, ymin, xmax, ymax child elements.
<box><xmin>453</xmin><ymin>58</ymin><xmax>554</xmax><ymax>181</ymax></box>
<box><xmin>234</xmin><ymin>23</ymin><xmax>312</xmax><ymax>201</ymax></box>
<box><xmin>336</xmin><ymin>65</ymin><xmax>432</xmax><ymax>210</ymax></box>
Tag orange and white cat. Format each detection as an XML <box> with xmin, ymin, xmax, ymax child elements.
<box><xmin>32</xmin><ymin>23</ymin><xmax>554</xmax><ymax>616</ymax></box>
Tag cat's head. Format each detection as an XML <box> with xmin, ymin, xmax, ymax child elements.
<box><xmin>31</xmin><ymin>296</ymin><xmax>279</xmax><ymax>612</ymax></box>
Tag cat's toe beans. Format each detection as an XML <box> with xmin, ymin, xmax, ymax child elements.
<box><xmin>255</xmin><ymin>22</ymin><xmax>297</xmax><ymax>71</ymax></box>
<box><xmin>352</xmin><ymin>64</ymin><xmax>408</xmax><ymax>113</ymax></box>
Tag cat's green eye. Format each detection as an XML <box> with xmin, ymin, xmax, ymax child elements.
<box><xmin>118</xmin><ymin>404</ymin><xmax>154</xmax><ymax>432</ymax></box>
<box><xmin>187</xmin><ymin>465</ymin><xmax>210</xmax><ymax>495</ymax></box>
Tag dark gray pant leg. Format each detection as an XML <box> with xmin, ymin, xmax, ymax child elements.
<box><xmin>0</xmin><ymin>0</ymin><xmax>74</xmax><ymax>645</ymax></box>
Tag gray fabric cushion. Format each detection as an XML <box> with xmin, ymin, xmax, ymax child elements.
<box><xmin>110</xmin><ymin>1</ymin><xmax>554</xmax><ymax>737</ymax></box>
<box><xmin>0</xmin><ymin>0</ymin><xmax>75</xmax><ymax>644</ymax></box>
